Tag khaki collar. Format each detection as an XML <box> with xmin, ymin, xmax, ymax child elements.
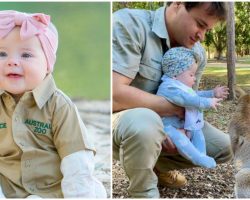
<box><xmin>32</xmin><ymin>73</ymin><xmax>57</xmax><ymax>109</ymax></box>
<box><xmin>0</xmin><ymin>73</ymin><xmax>57</xmax><ymax>109</ymax></box>
<box><xmin>152</xmin><ymin>6</ymin><xmax>171</xmax><ymax>48</ymax></box>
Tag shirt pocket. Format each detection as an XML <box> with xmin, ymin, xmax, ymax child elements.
<box><xmin>131</xmin><ymin>59</ymin><xmax>162</xmax><ymax>94</ymax></box>
<box><xmin>139</xmin><ymin>62</ymin><xmax>162</xmax><ymax>82</ymax></box>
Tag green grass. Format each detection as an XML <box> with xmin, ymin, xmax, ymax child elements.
<box><xmin>237</xmin><ymin>56</ymin><xmax>250</xmax><ymax>64</ymax></box>
<box><xmin>204</xmin><ymin>66</ymin><xmax>250</xmax><ymax>74</ymax></box>
<box><xmin>0</xmin><ymin>2</ymin><xmax>110</xmax><ymax>100</ymax></box>
<box><xmin>204</xmin><ymin>61</ymin><xmax>250</xmax><ymax>87</ymax></box>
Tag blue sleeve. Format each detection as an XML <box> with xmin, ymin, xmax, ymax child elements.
<box><xmin>196</xmin><ymin>90</ymin><xmax>214</xmax><ymax>98</ymax></box>
<box><xmin>157</xmin><ymin>81</ymin><xmax>211</xmax><ymax>109</ymax></box>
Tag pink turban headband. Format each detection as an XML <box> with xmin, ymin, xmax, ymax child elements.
<box><xmin>0</xmin><ymin>10</ymin><xmax>58</xmax><ymax>72</ymax></box>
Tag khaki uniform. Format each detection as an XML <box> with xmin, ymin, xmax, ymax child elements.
<box><xmin>0</xmin><ymin>74</ymin><xmax>95</xmax><ymax>198</ymax></box>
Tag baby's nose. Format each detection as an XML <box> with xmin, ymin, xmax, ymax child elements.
<box><xmin>7</xmin><ymin>58</ymin><xmax>19</xmax><ymax>67</ymax></box>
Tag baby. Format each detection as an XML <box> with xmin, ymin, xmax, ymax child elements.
<box><xmin>157</xmin><ymin>47</ymin><xmax>228</xmax><ymax>168</ymax></box>
<box><xmin>0</xmin><ymin>10</ymin><xmax>106</xmax><ymax>198</ymax></box>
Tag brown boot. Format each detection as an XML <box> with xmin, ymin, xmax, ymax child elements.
<box><xmin>155</xmin><ymin>169</ymin><xmax>187</xmax><ymax>188</ymax></box>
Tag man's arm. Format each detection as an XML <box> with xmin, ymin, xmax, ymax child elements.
<box><xmin>113</xmin><ymin>71</ymin><xmax>184</xmax><ymax>118</ymax></box>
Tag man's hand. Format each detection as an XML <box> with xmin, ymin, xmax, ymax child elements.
<box><xmin>158</xmin><ymin>97</ymin><xmax>185</xmax><ymax>118</ymax></box>
<box><xmin>162</xmin><ymin>129</ymin><xmax>190</xmax><ymax>154</ymax></box>
<box><xmin>213</xmin><ymin>85</ymin><xmax>229</xmax><ymax>99</ymax></box>
<box><xmin>170</xmin><ymin>104</ymin><xmax>185</xmax><ymax>119</ymax></box>
<box><xmin>162</xmin><ymin>135</ymin><xmax>178</xmax><ymax>154</ymax></box>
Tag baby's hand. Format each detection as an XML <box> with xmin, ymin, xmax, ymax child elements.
<box><xmin>210</xmin><ymin>98</ymin><xmax>223</xmax><ymax>111</ymax></box>
<box><xmin>213</xmin><ymin>85</ymin><xmax>229</xmax><ymax>99</ymax></box>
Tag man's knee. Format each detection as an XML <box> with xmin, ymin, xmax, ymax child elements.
<box><xmin>215</xmin><ymin>143</ymin><xmax>233</xmax><ymax>164</ymax></box>
<box><xmin>114</xmin><ymin>108</ymin><xmax>165</xmax><ymax>144</ymax></box>
<box><xmin>203</xmin><ymin>121</ymin><xmax>233</xmax><ymax>163</ymax></box>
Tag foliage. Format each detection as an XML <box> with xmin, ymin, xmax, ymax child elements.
<box><xmin>113</xmin><ymin>2</ymin><xmax>163</xmax><ymax>12</ymax></box>
<box><xmin>204</xmin><ymin>23</ymin><xmax>227</xmax><ymax>60</ymax></box>
<box><xmin>0</xmin><ymin>2</ymin><xmax>110</xmax><ymax>99</ymax></box>
<box><xmin>204</xmin><ymin>2</ymin><xmax>250</xmax><ymax>58</ymax></box>
<box><xmin>235</xmin><ymin>2</ymin><xmax>250</xmax><ymax>56</ymax></box>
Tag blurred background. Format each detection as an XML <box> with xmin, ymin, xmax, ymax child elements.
<box><xmin>0</xmin><ymin>2</ymin><xmax>110</xmax><ymax>100</ymax></box>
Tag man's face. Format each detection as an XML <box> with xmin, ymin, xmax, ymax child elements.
<box><xmin>171</xmin><ymin>3</ymin><xmax>220</xmax><ymax>48</ymax></box>
<box><xmin>0</xmin><ymin>27</ymin><xmax>48</xmax><ymax>98</ymax></box>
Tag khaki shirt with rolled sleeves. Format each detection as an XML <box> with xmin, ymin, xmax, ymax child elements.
<box><xmin>112</xmin><ymin>6</ymin><xmax>207</xmax><ymax>93</ymax></box>
<box><xmin>0</xmin><ymin>74</ymin><xmax>95</xmax><ymax>198</ymax></box>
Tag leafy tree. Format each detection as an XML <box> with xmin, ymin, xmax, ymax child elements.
<box><xmin>113</xmin><ymin>2</ymin><xmax>163</xmax><ymax>12</ymax></box>
<box><xmin>204</xmin><ymin>22</ymin><xmax>227</xmax><ymax>60</ymax></box>
<box><xmin>204</xmin><ymin>2</ymin><xmax>250</xmax><ymax>59</ymax></box>
<box><xmin>204</xmin><ymin>30</ymin><xmax>214</xmax><ymax>59</ymax></box>
<box><xmin>235</xmin><ymin>2</ymin><xmax>250</xmax><ymax>56</ymax></box>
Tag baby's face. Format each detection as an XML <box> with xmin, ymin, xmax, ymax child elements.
<box><xmin>175</xmin><ymin>62</ymin><xmax>198</xmax><ymax>87</ymax></box>
<box><xmin>0</xmin><ymin>27</ymin><xmax>48</xmax><ymax>98</ymax></box>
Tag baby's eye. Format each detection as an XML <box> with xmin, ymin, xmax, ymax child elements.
<box><xmin>21</xmin><ymin>53</ymin><xmax>33</xmax><ymax>58</ymax></box>
<box><xmin>0</xmin><ymin>51</ymin><xmax>7</xmax><ymax>57</ymax></box>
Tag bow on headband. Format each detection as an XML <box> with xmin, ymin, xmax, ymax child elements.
<box><xmin>0</xmin><ymin>10</ymin><xmax>58</xmax><ymax>72</ymax></box>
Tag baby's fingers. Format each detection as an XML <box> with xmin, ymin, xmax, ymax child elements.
<box><xmin>217</xmin><ymin>98</ymin><xmax>223</xmax><ymax>103</ymax></box>
<box><xmin>216</xmin><ymin>102</ymin><xmax>222</xmax><ymax>107</ymax></box>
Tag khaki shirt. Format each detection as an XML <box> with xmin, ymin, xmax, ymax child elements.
<box><xmin>0</xmin><ymin>74</ymin><xmax>95</xmax><ymax>198</ymax></box>
<box><xmin>113</xmin><ymin>6</ymin><xmax>207</xmax><ymax>93</ymax></box>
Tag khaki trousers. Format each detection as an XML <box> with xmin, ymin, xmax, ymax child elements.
<box><xmin>113</xmin><ymin>108</ymin><xmax>233</xmax><ymax>198</ymax></box>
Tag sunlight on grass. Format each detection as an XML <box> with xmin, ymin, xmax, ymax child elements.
<box><xmin>203</xmin><ymin>68</ymin><xmax>227</xmax><ymax>74</ymax></box>
<box><xmin>204</xmin><ymin>65</ymin><xmax>250</xmax><ymax>75</ymax></box>
<box><xmin>203</xmin><ymin>62</ymin><xmax>250</xmax><ymax>88</ymax></box>
<box><xmin>238</xmin><ymin>83</ymin><xmax>250</xmax><ymax>87</ymax></box>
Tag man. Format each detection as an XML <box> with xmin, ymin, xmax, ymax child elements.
<box><xmin>113</xmin><ymin>2</ymin><xmax>232</xmax><ymax>198</ymax></box>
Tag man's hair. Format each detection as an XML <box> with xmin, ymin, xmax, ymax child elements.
<box><xmin>167</xmin><ymin>2</ymin><xmax>228</xmax><ymax>21</ymax></box>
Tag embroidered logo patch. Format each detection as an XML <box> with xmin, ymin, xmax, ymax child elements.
<box><xmin>0</xmin><ymin>123</ymin><xmax>6</xmax><ymax>129</ymax></box>
<box><xmin>25</xmin><ymin>119</ymin><xmax>51</xmax><ymax>135</ymax></box>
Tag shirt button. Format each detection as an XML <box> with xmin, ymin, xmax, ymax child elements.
<box><xmin>19</xmin><ymin>142</ymin><xmax>25</xmax><ymax>147</ymax></box>
<box><xmin>15</xmin><ymin>116</ymin><xmax>19</xmax><ymax>122</ymax></box>
<box><xmin>25</xmin><ymin>160</ymin><xmax>31</xmax><ymax>168</ymax></box>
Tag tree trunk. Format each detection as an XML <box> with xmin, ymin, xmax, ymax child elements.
<box><xmin>208</xmin><ymin>46</ymin><xmax>210</xmax><ymax>59</ymax></box>
<box><xmin>217</xmin><ymin>50</ymin><xmax>223</xmax><ymax>60</ymax></box>
<box><xmin>226</xmin><ymin>2</ymin><xmax>236</xmax><ymax>100</ymax></box>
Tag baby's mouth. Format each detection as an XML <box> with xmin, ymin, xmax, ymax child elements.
<box><xmin>7</xmin><ymin>73</ymin><xmax>23</xmax><ymax>78</ymax></box>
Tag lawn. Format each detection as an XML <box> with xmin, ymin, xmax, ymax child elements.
<box><xmin>204</xmin><ymin>59</ymin><xmax>250</xmax><ymax>87</ymax></box>
<box><xmin>0</xmin><ymin>2</ymin><xmax>110</xmax><ymax>100</ymax></box>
